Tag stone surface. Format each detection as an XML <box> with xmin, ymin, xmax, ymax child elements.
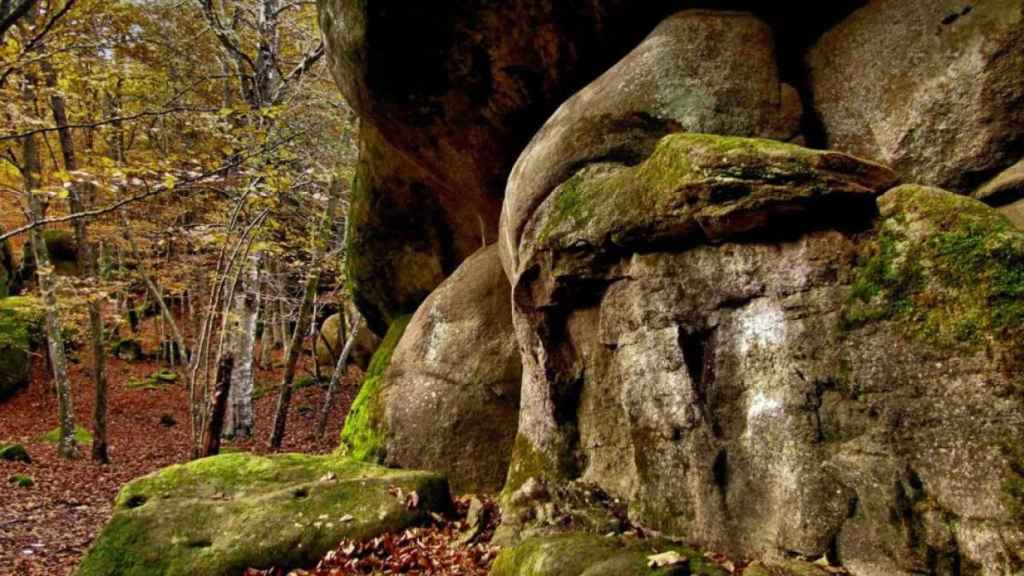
<box><xmin>501</xmin><ymin>131</ymin><xmax>1024</xmax><ymax>572</ymax></box>
<box><xmin>0</xmin><ymin>296</ymin><xmax>43</xmax><ymax>401</ymax></box>
<box><xmin>1000</xmin><ymin>199</ymin><xmax>1024</xmax><ymax>230</ymax></box>
<box><xmin>76</xmin><ymin>453</ymin><xmax>452</xmax><ymax>576</ymax></box>
<box><xmin>975</xmin><ymin>158</ymin><xmax>1024</xmax><ymax>208</ymax></box>
<box><xmin>807</xmin><ymin>0</ymin><xmax>1024</xmax><ymax>193</ymax></box>
<box><xmin>315</xmin><ymin>309</ymin><xmax>380</xmax><ymax>371</ymax></box>
<box><xmin>501</xmin><ymin>9</ymin><xmax>809</xmax><ymax>275</ymax></box>
<box><xmin>319</xmin><ymin>1</ymin><xmax>863</xmax><ymax>332</ymax></box>
<box><xmin>318</xmin><ymin>0</ymin><xmax>675</xmax><ymax>332</ymax></box>
<box><xmin>341</xmin><ymin>245</ymin><xmax>521</xmax><ymax>493</ymax></box>
<box><xmin>490</xmin><ymin>532</ymin><xmax>729</xmax><ymax>576</ymax></box>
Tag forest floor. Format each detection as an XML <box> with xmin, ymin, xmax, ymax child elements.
<box><xmin>0</xmin><ymin>327</ymin><xmax>358</xmax><ymax>576</ymax></box>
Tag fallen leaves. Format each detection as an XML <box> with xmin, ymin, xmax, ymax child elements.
<box><xmin>243</xmin><ymin>496</ymin><xmax>501</xmax><ymax>576</ymax></box>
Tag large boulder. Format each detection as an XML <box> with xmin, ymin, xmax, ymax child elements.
<box><xmin>317</xmin><ymin>1</ymin><xmax>862</xmax><ymax>333</ymax></box>
<box><xmin>339</xmin><ymin>245</ymin><xmax>521</xmax><ymax>493</ymax></box>
<box><xmin>500</xmin><ymin>130</ymin><xmax>1024</xmax><ymax>574</ymax></box>
<box><xmin>500</xmin><ymin>9</ymin><xmax>806</xmax><ymax>273</ymax></box>
<box><xmin>76</xmin><ymin>453</ymin><xmax>452</xmax><ymax>576</ymax></box>
<box><xmin>315</xmin><ymin>309</ymin><xmax>380</xmax><ymax>371</ymax></box>
<box><xmin>807</xmin><ymin>0</ymin><xmax>1024</xmax><ymax>194</ymax></box>
<box><xmin>0</xmin><ymin>296</ymin><xmax>43</xmax><ymax>401</ymax></box>
<box><xmin>316</xmin><ymin>0</ymin><xmax>670</xmax><ymax>333</ymax></box>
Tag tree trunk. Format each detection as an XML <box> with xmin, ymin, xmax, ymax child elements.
<box><xmin>123</xmin><ymin>222</ymin><xmax>188</xmax><ymax>367</ymax></box>
<box><xmin>317</xmin><ymin>318</ymin><xmax>361</xmax><ymax>438</ymax></box>
<box><xmin>268</xmin><ymin>184</ymin><xmax>339</xmax><ymax>449</ymax></box>
<box><xmin>20</xmin><ymin>75</ymin><xmax>77</xmax><ymax>459</ymax></box>
<box><xmin>42</xmin><ymin>59</ymin><xmax>109</xmax><ymax>463</ymax></box>
<box><xmin>257</xmin><ymin>282</ymin><xmax>274</xmax><ymax>369</ymax></box>
<box><xmin>201</xmin><ymin>354</ymin><xmax>234</xmax><ymax>458</ymax></box>
<box><xmin>225</xmin><ymin>252</ymin><xmax>259</xmax><ymax>439</ymax></box>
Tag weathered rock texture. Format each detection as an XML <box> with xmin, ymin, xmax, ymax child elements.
<box><xmin>807</xmin><ymin>0</ymin><xmax>1024</xmax><ymax>194</ymax></box>
<box><xmin>318</xmin><ymin>0</ymin><xmax>675</xmax><ymax>333</ymax></box>
<box><xmin>76</xmin><ymin>453</ymin><xmax>452</xmax><ymax>576</ymax></box>
<box><xmin>340</xmin><ymin>245</ymin><xmax>521</xmax><ymax>493</ymax></box>
<box><xmin>315</xmin><ymin>309</ymin><xmax>380</xmax><ymax>371</ymax></box>
<box><xmin>500</xmin><ymin>9</ymin><xmax>807</xmax><ymax>273</ymax></box>
<box><xmin>317</xmin><ymin>1</ymin><xmax>862</xmax><ymax>333</ymax></box>
<box><xmin>501</xmin><ymin>132</ymin><xmax>1024</xmax><ymax>573</ymax></box>
<box><xmin>977</xmin><ymin>159</ymin><xmax>1024</xmax><ymax>230</ymax></box>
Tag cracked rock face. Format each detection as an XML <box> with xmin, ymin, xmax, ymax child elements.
<box><xmin>498</xmin><ymin>36</ymin><xmax>1024</xmax><ymax>568</ymax></box>
<box><xmin>503</xmin><ymin>164</ymin><xmax>1024</xmax><ymax>574</ymax></box>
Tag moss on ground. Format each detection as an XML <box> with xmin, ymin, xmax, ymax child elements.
<box><xmin>41</xmin><ymin>425</ymin><xmax>93</xmax><ymax>446</ymax></box>
<box><xmin>76</xmin><ymin>452</ymin><xmax>451</xmax><ymax>576</ymax></box>
<box><xmin>490</xmin><ymin>532</ymin><xmax>728</xmax><ymax>576</ymax></box>
<box><xmin>843</xmin><ymin>185</ymin><xmax>1024</xmax><ymax>370</ymax></box>
<box><xmin>338</xmin><ymin>314</ymin><xmax>410</xmax><ymax>462</ymax></box>
<box><xmin>8</xmin><ymin>474</ymin><xmax>33</xmax><ymax>488</ymax></box>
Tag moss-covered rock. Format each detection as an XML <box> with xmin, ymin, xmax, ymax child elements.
<box><xmin>490</xmin><ymin>533</ymin><xmax>729</xmax><ymax>576</ymax></box>
<box><xmin>76</xmin><ymin>452</ymin><xmax>452</xmax><ymax>576</ymax></box>
<box><xmin>19</xmin><ymin>229</ymin><xmax>80</xmax><ymax>279</ymax></box>
<box><xmin>0</xmin><ymin>443</ymin><xmax>31</xmax><ymax>463</ymax></box>
<box><xmin>337</xmin><ymin>315</ymin><xmax>410</xmax><ymax>462</ymax></box>
<box><xmin>111</xmin><ymin>337</ymin><xmax>144</xmax><ymax>362</ymax></box>
<box><xmin>843</xmin><ymin>185</ymin><xmax>1024</xmax><ymax>370</ymax></box>
<box><xmin>0</xmin><ymin>296</ymin><xmax>44</xmax><ymax>400</ymax></box>
<box><xmin>521</xmin><ymin>133</ymin><xmax>896</xmax><ymax>270</ymax></box>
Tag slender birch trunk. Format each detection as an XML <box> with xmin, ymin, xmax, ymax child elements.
<box><xmin>317</xmin><ymin>318</ymin><xmax>361</xmax><ymax>438</ymax></box>
<box><xmin>225</xmin><ymin>252</ymin><xmax>259</xmax><ymax>439</ymax></box>
<box><xmin>42</xmin><ymin>59</ymin><xmax>109</xmax><ymax>463</ymax></box>
<box><xmin>20</xmin><ymin>75</ymin><xmax>77</xmax><ymax>459</ymax></box>
<box><xmin>268</xmin><ymin>183</ymin><xmax>340</xmax><ymax>448</ymax></box>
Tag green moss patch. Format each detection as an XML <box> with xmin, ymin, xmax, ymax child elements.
<box><xmin>41</xmin><ymin>425</ymin><xmax>93</xmax><ymax>446</ymax></box>
<box><xmin>534</xmin><ymin>133</ymin><xmax>895</xmax><ymax>249</ymax></box>
<box><xmin>76</xmin><ymin>452</ymin><xmax>451</xmax><ymax>576</ymax></box>
<box><xmin>490</xmin><ymin>533</ymin><xmax>728</xmax><ymax>576</ymax></box>
<box><xmin>0</xmin><ymin>443</ymin><xmax>31</xmax><ymax>463</ymax></box>
<box><xmin>338</xmin><ymin>314</ymin><xmax>410</xmax><ymax>462</ymax></box>
<box><xmin>0</xmin><ymin>296</ymin><xmax>44</xmax><ymax>400</ymax></box>
<box><xmin>843</xmin><ymin>185</ymin><xmax>1024</xmax><ymax>370</ymax></box>
<box><xmin>503</xmin><ymin>434</ymin><xmax>561</xmax><ymax>497</ymax></box>
<box><xmin>8</xmin><ymin>474</ymin><xmax>33</xmax><ymax>488</ymax></box>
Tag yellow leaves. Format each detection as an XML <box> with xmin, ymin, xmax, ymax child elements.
<box><xmin>163</xmin><ymin>173</ymin><xmax>177</xmax><ymax>191</ymax></box>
